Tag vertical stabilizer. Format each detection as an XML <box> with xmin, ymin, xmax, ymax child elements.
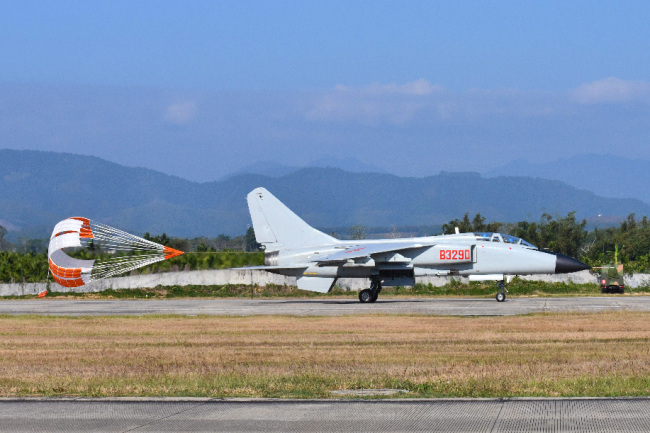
<box><xmin>247</xmin><ymin>188</ymin><xmax>337</xmax><ymax>248</ymax></box>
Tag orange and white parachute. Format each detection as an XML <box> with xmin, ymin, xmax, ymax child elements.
<box><xmin>48</xmin><ymin>217</ymin><xmax>183</xmax><ymax>288</ymax></box>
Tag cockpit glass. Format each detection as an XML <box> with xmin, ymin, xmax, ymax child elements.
<box><xmin>519</xmin><ymin>239</ymin><xmax>537</xmax><ymax>248</ymax></box>
<box><xmin>473</xmin><ymin>232</ymin><xmax>537</xmax><ymax>249</ymax></box>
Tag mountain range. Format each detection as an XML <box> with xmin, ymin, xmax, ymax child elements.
<box><xmin>1</xmin><ymin>149</ymin><xmax>649</xmax><ymax>239</ymax></box>
<box><xmin>486</xmin><ymin>154</ymin><xmax>650</xmax><ymax>204</ymax></box>
<box><xmin>227</xmin><ymin>154</ymin><xmax>650</xmax><ymax>205</ymax></box>
<box><xmin>220</xmin><ymin>157</ymin><xmax>388</xmax><ymax>180</ymax></box>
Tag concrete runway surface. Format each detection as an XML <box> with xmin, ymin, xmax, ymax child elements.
<box><xmin>1</xmin><ymin>398</ymin><xmax>650</xmax><ymax>432</ymax></box>
<box><xmin>0</xmin><ymin>296</ymin><xmax>649</xmax><ymax>316</ymax></box>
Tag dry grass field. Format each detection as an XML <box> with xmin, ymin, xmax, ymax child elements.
<box><xmin>1</xmin><ymin>312</ymin><xmax>650</xmax><ymax>398</ymax></box>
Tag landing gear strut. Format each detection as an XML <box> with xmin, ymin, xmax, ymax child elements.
<box><xmin>359</xmin><ymin>277</ymin><xmax>382</xmax><ymax>303</ymax></box>
<box><xmin>496</xmin><ymin>280</ymin><xmax>508</xmax><ymax>302</ymax></box>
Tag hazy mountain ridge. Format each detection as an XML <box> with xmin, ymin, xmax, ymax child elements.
<box><xmin>485</xmin><ymin>154</ymin><xmax>650</xmax><ymax>204</ymax></box>
<box><xmin>220</xmin><ymin>157</ymin><xmax>387</xmax><ymax>180</ymax></box>
<box><xmin>2</xmin><ymin>150</ymin><xmax>649</xmax><ymax>239</ymax></box>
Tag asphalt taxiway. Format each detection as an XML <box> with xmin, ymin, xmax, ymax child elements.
<box><xmin>0</xmin><ymin>296</ymin><xmax>649</xmax><ymax>316</ymax></box>
<box><xmin>2</xmin><ymin>398</ymin><xmax>650</xmax><ymax>432</ymax></box>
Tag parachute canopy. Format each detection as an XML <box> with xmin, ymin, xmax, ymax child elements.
<box><xmin>48</xmin><ymin>217</ymin><xmax>183</xmax><ymax>288</ymax></box>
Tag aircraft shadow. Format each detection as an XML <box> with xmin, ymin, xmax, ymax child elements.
<box><xmin>261</xmin><ymin>298</ymin><xmax>433</xmax><ymax>305</ymax></box>
<box><xmin>260</xmin><ymin>298</ymin><xmax>503</xmax><ymax>305</ymax></box>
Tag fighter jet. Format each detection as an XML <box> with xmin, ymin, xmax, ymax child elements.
<box><xmin>245</xmin><ymin>187</ymin><xmax>590</xmax><ymax>303</ymax></box>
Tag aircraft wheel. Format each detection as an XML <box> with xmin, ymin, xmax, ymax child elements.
<box><xmin>370</xmin><ymin>292</ymin><xmax>379</xmax><ymax>303</ymax></box>
<box><xmin>496</xmin><ymin>292</ymin><xmax>506</xmax><ymax>302</ymax></box>
<box><xmin>359</xmin><ymin>289</ymin><xmax>373</xmax><ymax>303</ymax></box>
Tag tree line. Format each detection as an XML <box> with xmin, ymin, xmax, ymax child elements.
<box><xmin>0</xmin><ymin>225</ymin><xmax>262</xmax><ymax>283</ymax></box>
<box><xmin>1</xmin><ymin>213</ymin><xmax>650</xmax><ymax>283</ymax></box>
<box><xmin>441</xmin><ymin>212</ymin><xmax>650</xmax><ymax>272</ymax></box>
<box><xmin>143</xmin><ymin>227</ymin><xmax>260</xmax><ymax>253</ymax></box>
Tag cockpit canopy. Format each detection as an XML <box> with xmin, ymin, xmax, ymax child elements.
<box><xmin>474</xmin><ymin>232</ymin><xmax>537</xmax><ymax>249</ymax></box>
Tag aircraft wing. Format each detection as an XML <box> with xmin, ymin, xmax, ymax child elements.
<box><xmin>314</xmin><ymin>241</ymin><xmax>431</xmax><ymax>263</ymax></box>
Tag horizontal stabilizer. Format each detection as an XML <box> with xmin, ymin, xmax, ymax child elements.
<box><xmin>315</xmin><ymin>241</ymin><xmax>431</xmax><ymax>263</ymax></box>
<box><xmin>296</xmin><ymin>276</ymin><xmax>337</xmax><ymax>293</ymax></box>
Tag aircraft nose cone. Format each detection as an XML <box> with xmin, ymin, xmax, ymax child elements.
<box><xmin>555</xmin><ymin>253</ymin><xmax>590</xmax><ymax>274</ymax></box>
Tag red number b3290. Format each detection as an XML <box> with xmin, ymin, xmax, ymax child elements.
<box><xmin>440</xmin><ymin>249</ymin><xmax>470</xmax><ymax>261</ymax></box>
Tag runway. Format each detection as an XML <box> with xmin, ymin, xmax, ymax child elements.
<box><xmin>0</xmin><ymin>296</ymin><xmax>649</xmax><ymax>316</ymax></box>
<box><xmin>2</xmin><ymin>398</ymin><xmax>650</xmax><ymax>432</ymax></box>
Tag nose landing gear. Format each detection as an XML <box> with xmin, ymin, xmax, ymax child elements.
<box><xmin>496</xmin><ymin>280</ymin><xmax>508</xmax><ymax>302</ymax></box>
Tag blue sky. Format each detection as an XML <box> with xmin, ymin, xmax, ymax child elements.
<box><xmin>2</xmin><ymin>1</ymin><xmax>650</xmax><ymax>181</ymax></box>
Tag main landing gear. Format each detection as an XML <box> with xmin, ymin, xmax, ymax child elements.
<box><xmin>496</xmin><ymin>280</ymin><xmax>508</xmax><ymax>302</ymax></box>
<box><xmin>359</xmin><ymin>277</ymin><xmax>382</xmax><ymax>303</ymax></box>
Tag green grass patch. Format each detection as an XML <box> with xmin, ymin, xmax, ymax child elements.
<box><xmin>43</xmin><ymin>284</ymin><xmax>355</xmax><ymax>299</ymax></box>
<box><xmin>31</xmin><ymin>277</ymin><xmax>650</xmax><ymax>299</ymax></box>
<box><xmin>393</xmin><ymin>277</ymin><xmax>650</xmax><ymax>297</ymax></box>
<box><xmin>8</xmin><ymin>374</ymin><xmax>649</xmax><ymax>399</ymax></box>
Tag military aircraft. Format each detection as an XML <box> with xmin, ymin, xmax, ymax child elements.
<box><xmin>245</xmin><ymin>187</ymin><xmax>590</xmax><ymax>303</ymax></box>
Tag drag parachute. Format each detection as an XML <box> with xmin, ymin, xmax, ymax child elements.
<box><xmin>48</xmin><ymin>217</ymin><xmax>183</xmax><ymax>288</ymax></box>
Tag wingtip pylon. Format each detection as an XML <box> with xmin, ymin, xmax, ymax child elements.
<box><xmin>163</xmin><ymin>246</ymin><xmax>184</xmax><ymax>260</ymax></box>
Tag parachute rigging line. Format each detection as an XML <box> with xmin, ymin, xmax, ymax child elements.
<box><xmin>48</xmin><ymin>217</ymin><xmax>183</xmax><ymax>288</ymax></box>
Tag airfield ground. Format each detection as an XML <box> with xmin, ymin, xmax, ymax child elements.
<box><xmin>1</xmin><ymin>311</ymin><xmax>650</xmax><ymax>398</ymax></box>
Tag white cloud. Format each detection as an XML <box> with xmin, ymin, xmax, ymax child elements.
<box><xmin>163</xmin><ymin>101</ymin><xmax>197</xmax><ymax>124</ymax></box>
<box><xmin>333</xmin><ymin>79</ymin><xmax>443</xmax><ymax>96</ymax></box>
<box><xmin>306</xmin><ymin>79</ymin><xmax>444</xmax><ymax>125</ymax></box>
<box><xmin>570</xmin><ymin>77</ymin><xmax>650</xmax><ymax>104</ymax></box>
<box><xmin>305</xmin><ymin>80</ymin><xmax>560</xmax><ymax>124</ymax></box>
